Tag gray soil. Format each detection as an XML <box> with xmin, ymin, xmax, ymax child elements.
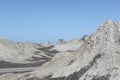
<box><xmin>27</xmin><ymin>53</ymin><xmax>111</xmax><ymax>80</ymax></box>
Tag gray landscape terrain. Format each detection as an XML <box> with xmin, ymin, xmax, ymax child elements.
<box><xmin>0</xmin><ymin>20</ymin><xmax>120</xmax><ymax>80</ymax></box>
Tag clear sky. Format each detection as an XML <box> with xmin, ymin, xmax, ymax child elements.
<box><xmin>0</xmin><ymin>0</ymin><xmax>120</xmax><ymax>44</ymax></box>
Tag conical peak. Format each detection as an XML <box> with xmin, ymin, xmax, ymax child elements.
<box><xmin>56</xmin><ymin>39</ymin><xmax>66</xmax><ymax>45</ymax></box>
<box><xmin>42</xmin><ymin>42</ymin><xmax>53</xmax><ymax>47</ymax></box>
<box><xmin>100</xmin><ymin>20</ymin><xmax>120</xmax><ymax>29</ymax></box>
<box><xmin>90</xmin><ymin>20</ymin><xmax>120</xmax><ymax>48</ymax></box>
<box><xmin>105</xmin><ymin>20</ymin><xmax>113</xmax><ymax>24</ymax></box>
<box><xmin>104</xmin><ymin>20</ymin><xmax>120</xmax><ymax>24</ymax></box>
<box><xmin>94</xmin><ymin>20</ymin><xmax>120</xmax><ymax>36</ymax></box>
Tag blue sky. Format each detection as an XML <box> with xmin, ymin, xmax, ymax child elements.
<box><xmin>0</xmin><ymin>0</ymin><xmax>120</xmax><ymax>44</ymax></box>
